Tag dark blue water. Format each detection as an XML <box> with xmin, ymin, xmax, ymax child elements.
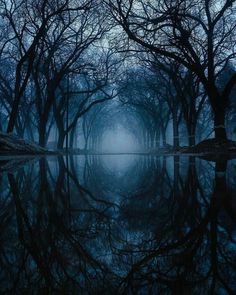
<box><xmin>0</xmin><ymin>155</ymin><xmax>236</xmax><ymax>294</ymax></box>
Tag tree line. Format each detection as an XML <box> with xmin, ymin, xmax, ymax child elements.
<box><xmin>0</xmin><ymin>0</ymin><xmax>236</xmax><ymax>150</ymax></box>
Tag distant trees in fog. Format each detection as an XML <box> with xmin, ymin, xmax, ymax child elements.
<box><xmin>0</xmin><ymin>0</ymin><xmax>118</xmax><ymax>148</ymax></box>
<box><xmin>105</xmin><ymin>0</ymin><xmax>236</xmax><ymax>145</ymax></box>
<box><xmin>0</xmin><ymin>0</ymin><xmax>236</xmax><ymax>150</ymax></box>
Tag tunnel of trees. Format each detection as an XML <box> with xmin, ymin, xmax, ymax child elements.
<box><xmin>1</xmin><ymin>1</ymin><xmax>236</xmax><ymax>293</ymax></box>
<box><xmin>0</xmin><ymin>0</ymin><xmax>236</xmax><ymax>153</ymax></box>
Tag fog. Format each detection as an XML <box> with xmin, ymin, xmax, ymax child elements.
<box><xmin>100</xmin><ymin>125</ymin><xmax>139</xmax><ymax>153</ymax></box>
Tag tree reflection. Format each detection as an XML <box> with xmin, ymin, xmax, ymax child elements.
<box><xmin>0</xmin><ymin>155</ymin><xmax>235</xmax><ymax>294</ymax></box>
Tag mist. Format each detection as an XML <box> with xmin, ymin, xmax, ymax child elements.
<box><xmin>100</xmin><ymin>125</ymin><xmax>139</xmax><ymax>153</ymax></box>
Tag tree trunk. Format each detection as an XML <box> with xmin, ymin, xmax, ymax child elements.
<box><xmin>27</xmin><ymin>124</ymin><xmax>35</xmax><ymax>142</ymax></box>
<box><xmin>142</xmin><ymin>129</ymin><xmax>146</xmax><ymax>150</ymax></box>
<box><xmin>161</xmin><ymin>126</ymin><xmax>166</xmax><ymax>146</ymax></box>
<box><xmin>214</xmin><ymin>107</ymin><xmax>227</xmax><ymax>140</ymax></box>
<box><xmin>84</xmin><ymin>136</ymin><xmax>89</xmax><ymax>150</ymax></box>
<box><xmin>69</xmin><ymin>127</ymin><xmax>76</xmax><ymax>149</ymax></box>
<box><xmin>187</xmin><ymin>123</ymin><xmax>196</xmax><ymax>146</ymax></box>
<box><xmin>150</xmin><ymin>131</ymin><xmax>155</xmax><ymax>149</ymax></box>
<box><xmin>39</xmin><ymin>120</ymin><xmax>47</xmax><ymax>147</ymax></box>
<box><xmin>173</xmin><ymin>112</ymin><xmax>179</xmax><ymax>148</ymax></box>
<box><xmin>148</xmin><ymin>132</ymin><xmax>152</xmax><ymax>149</ymax></box>
<box><xmin>57</xmin><ymin>130</ymin><xmax>66</xmax><ymax>150</ymax></box>
<box><xmin>7</xmin><ymin>96</ymin><xmax>20</xmax><ymax>133</ymax></box>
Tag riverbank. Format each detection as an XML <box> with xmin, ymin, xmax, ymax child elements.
<box><xmin>0</xmin><ymin>131</ymin><xmax>54</xmax><ymax>156</ymax></box>
<box><xmin>1</xmin><ymin>132</ymin><xmax>236</xmax><ymax>159</ymax></box>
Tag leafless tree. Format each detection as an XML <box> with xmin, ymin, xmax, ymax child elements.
<box><xmin>105</xmin><ymin>0</ymin><xmax>236</xmax><ymax>141</ymax></box>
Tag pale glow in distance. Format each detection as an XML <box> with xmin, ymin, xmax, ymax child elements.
<box><xmin>101</xmin><ymin>125</ymin><xmax>139</xmax><ymax>153</ymax></box>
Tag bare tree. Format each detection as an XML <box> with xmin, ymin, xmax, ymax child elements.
<box><xmin>0</xmin><ymin>0</ymin><xmax>94</xmax><ymax>133</ymax></box>
<box><xmin>105</xmin><ymin>0</ymin><xmax>236</xmax><ymax>141</ymax></box>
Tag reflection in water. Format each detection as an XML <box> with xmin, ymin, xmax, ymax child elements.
<box><xmin>100</xmin><ymin>155</ymin><xmax>138</xmax><ymax>177</ymax></box>
<box><xmin>0</xmin><ymin>155</ymin><xmax>236</xmax><ymax>294</ymax></box>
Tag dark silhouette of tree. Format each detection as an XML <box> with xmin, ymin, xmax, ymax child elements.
<box><xmin>105</xmin><ymin>0</ymin><xmax>236</xmax><ymax>141</ymax></box>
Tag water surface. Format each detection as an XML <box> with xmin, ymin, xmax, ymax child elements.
<box><xmin>0</xmin><ymin>155</ymin><xmax>236</xmax><ymax>294</ymax></box>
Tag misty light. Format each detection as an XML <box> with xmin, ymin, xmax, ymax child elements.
<box><xmin>100</xmin><ymin>154</ymin><xmax>138</xmax><ymax>178</ymax></box>
<box><xmin>100</xmin><ymin>125</ymin><xmax>139</xmax><ymax>153</ymax></box>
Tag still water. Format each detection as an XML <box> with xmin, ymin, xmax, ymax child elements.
<box><xmin>0</xmin><ymin>155</ymin><xmax>236</xmax><ymax>294</ymax></box>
